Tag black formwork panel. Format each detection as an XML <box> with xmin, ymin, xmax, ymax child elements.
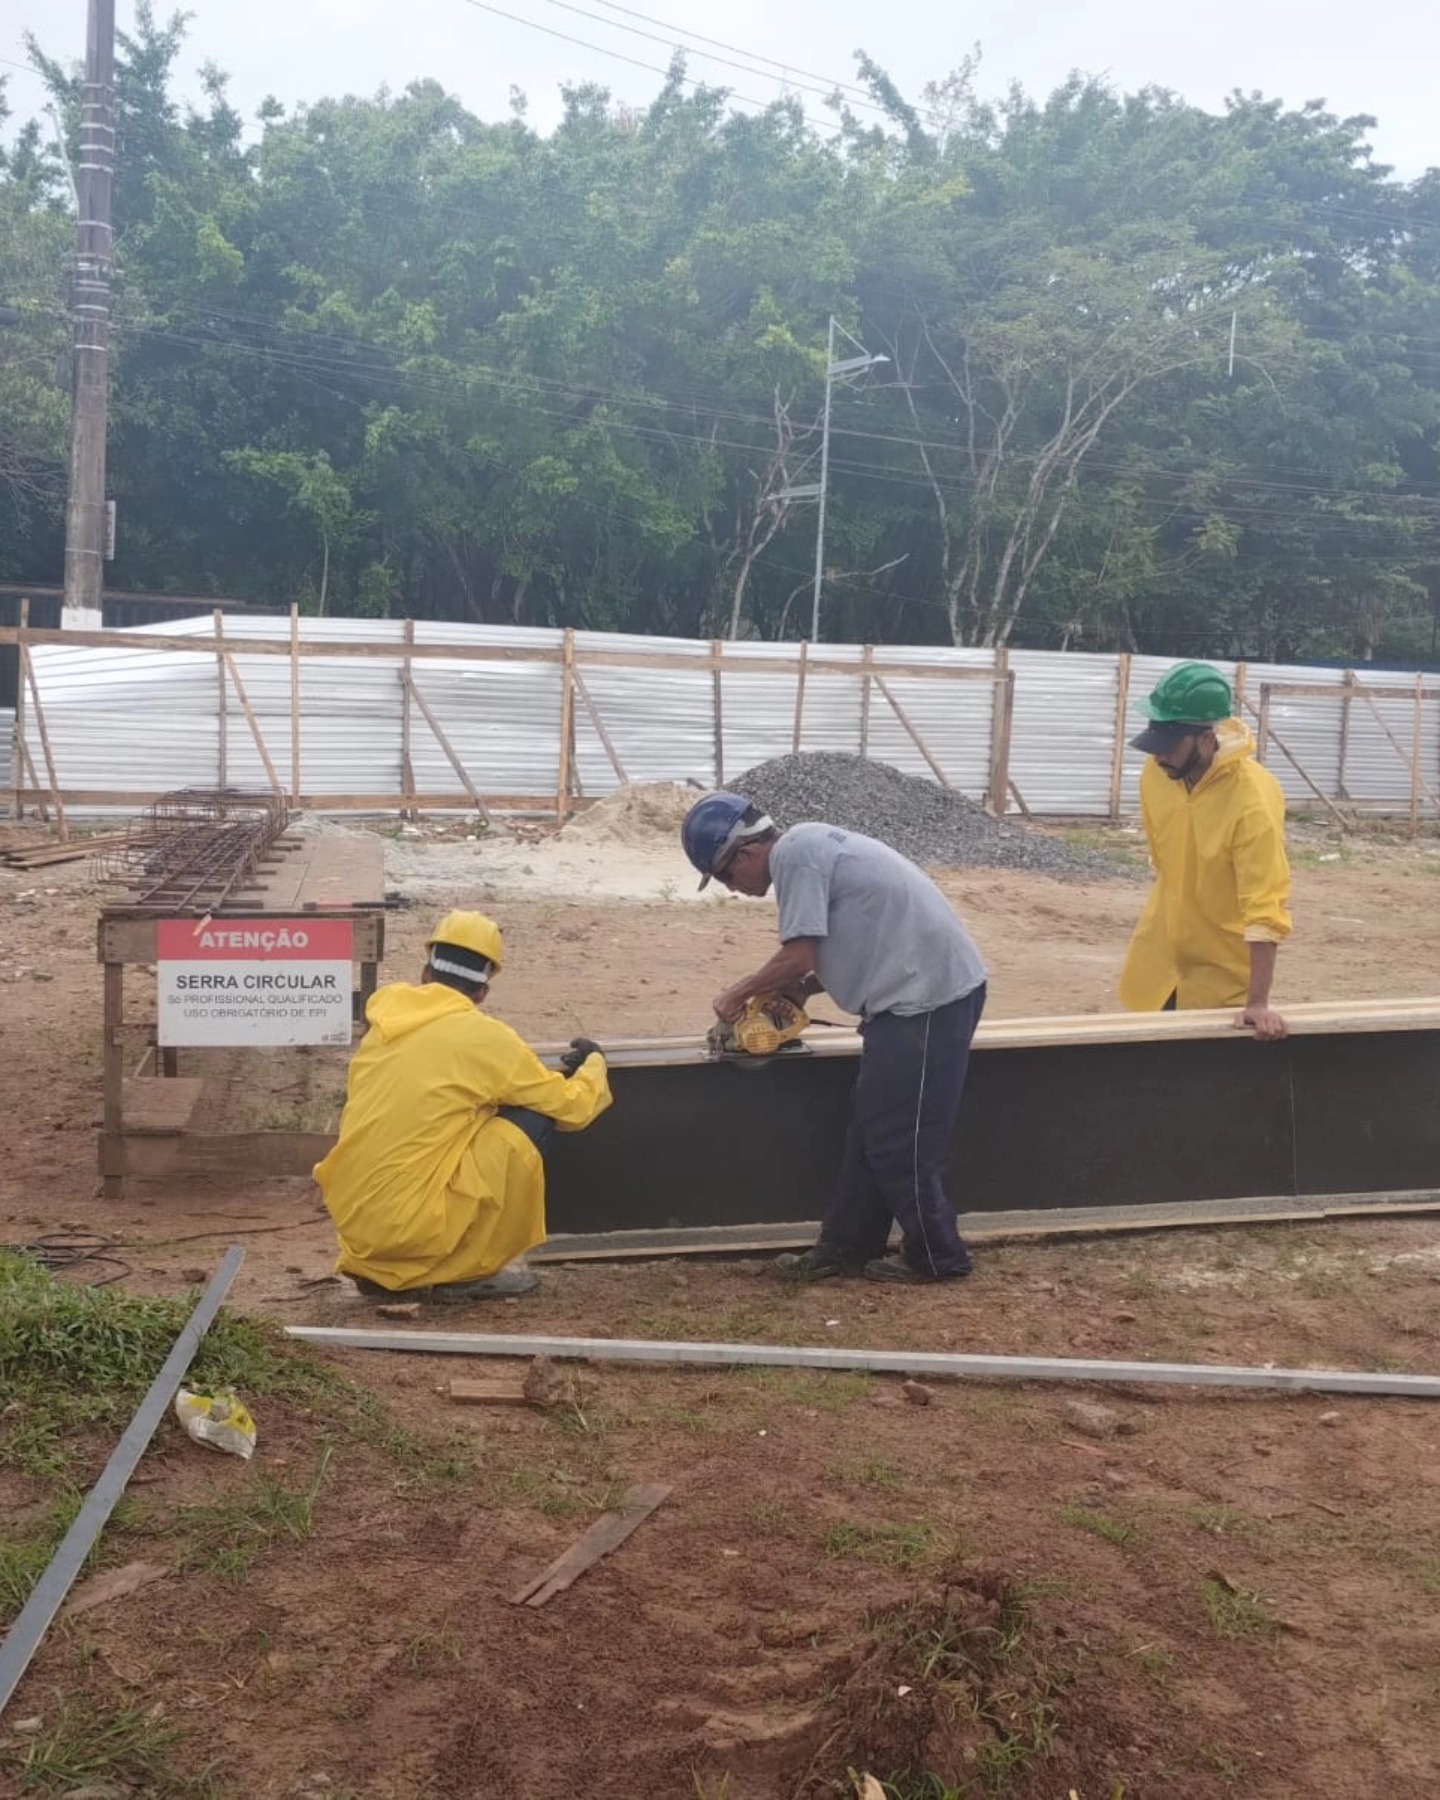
<box><xmin>544</xmin><ymin>1029</ymin><xmax>1440</xmax><ymax>1235</ymax></box>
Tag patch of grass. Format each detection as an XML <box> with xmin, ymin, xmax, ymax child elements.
<box><xmin>822</xmin><ymin>1520</ymin><xmax>939</xmax><ymax>1568</ymax></box>
<box><xmin>744</xmin><ymin>1497</ymin><xmax>799</xmax><ymax>1536</ymax></box>
<box><xmin>0</xmin><ymin>1251</ymin><xmax>373</xmax><ymax>1489</ymax></box>
<box><xmin>834</xmin><ymin>1455</ymin><xmax>903</xmax><ymax>1490</ymax></box>
<box><xmin>1127</xmin><ymin>1640</ymin><xmax>1174</xmax><ymax>1686</ymax></box>
<box><xmin>1201</xmin><ymin>1575</ymin><xmax>1280</xmax><ymax>1639</ymax></box>
<box><xmin>1188</xmin><ymin>1503</ymin><xmax>1253</xmax><ymax>1538</ymax></box>
<box><xmin>400</xmin><ymin>1618</ymin><xmax>465</xmax><ymax>1671</ymax></box>
<box><xmin>691</xmin><ymin>1773</ymin><xmax>732</xmax><ymax>1800</ymax></box>
<box><xmin>1418</xmin><ymin>1554</ymin><xmax>1440</xmax><ymax>1593</ymax></box>
<box><xmin>643</xmin><ymin>1402</ymin><xmax>720</xmax><ymax>1434</ymax></box>
<box><xmin>1198</xmin><ymin>1741</ymin><xmax>1244</xmax><ymax>1782</ymax></box>
<box><xmin>1057</xmin><ymin>1505</ymin><xmax>1137</xmax><ymax>1549</ymax></box>
<box><xmin>177</xmin><ymin>1445</ymin><xmax>332</xmax><ymax>1582</ymax></box>
<box><xmin>740</xmin><ymin>1368</ymin><xmax>874</xmax><ymax>1412</ymax></box>
<box><xmin>3</xmin><ymin>1701</ymin><xmax>220</xmax><ymax>1796</ymax></box>
<box><xmin>627</xmin><ymin>1309</ymin><xmax>694</xmax><ymax>1341</ymax></box>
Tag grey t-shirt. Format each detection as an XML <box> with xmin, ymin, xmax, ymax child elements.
<box><xmin>769</xmin><ymin>822</ymin><xmax>987</xmax><ymax>1019</ymax></box>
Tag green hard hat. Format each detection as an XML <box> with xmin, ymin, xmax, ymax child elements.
<box><xmin>1143</xmin><ymin>661</ymin><xmax>1233</xmax><ymax>725</ymax></box>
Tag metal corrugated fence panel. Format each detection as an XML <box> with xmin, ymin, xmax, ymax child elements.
<box><xmin>14</xmin><ymin>616</ymin><xmax>1440</xmax><ymax>817</ymax></box>
<box><xmin>1008</xmin><ymin>651</ymin><xmax>1120</xmax><ymax>815</ymax></box>
<box><xmin>0</xmin><ymin>708</ymin><xmax>12</xmax><ymax>791</ymax></box>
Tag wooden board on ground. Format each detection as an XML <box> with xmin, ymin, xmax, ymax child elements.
<box><xmin>510</xmin><ymin>1481</ymin><xmax>671</xmax><ymax>1608</ymax></box>
<box><xmin>118</xmin><ymin>1077</ymin><xmax>206</xmax><ymax>1136</ymax></box>
<box><xmin>256</xmin><ymin>828</ymin><xmax>387</xmax><ymax>911</ymax></box>
<box><xmin>446</xmin><ymin>1376</ymin><xmax>530</xmax><ymax>1406</ymax></box>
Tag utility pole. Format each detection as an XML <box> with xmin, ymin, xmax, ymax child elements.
<box><xmin>808</xmin><ymin>317</ymin><xmax>888</xmax><ymax>644</ymax></box>
<box><xmin>61</xmin><ymin>0</ymin><xmax>116</xmax><ymax>625</ymax></box>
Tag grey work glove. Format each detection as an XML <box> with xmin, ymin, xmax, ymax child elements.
<box><xmin>560</xmin><ymin>1036</ymin><xmax>603</xmax><ymax>1076</ymax></box>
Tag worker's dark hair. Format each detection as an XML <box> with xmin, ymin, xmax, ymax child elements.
<box><xmin>427</xmin><ymin>942</ymin><xmax>492</xmax><ymax>998</ymax></box>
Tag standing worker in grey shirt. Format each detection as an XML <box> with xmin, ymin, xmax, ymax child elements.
<box><xmin>680</xmin><ymin>792</ymin><xmax>988</xmax><ymax>1286</ymax></box>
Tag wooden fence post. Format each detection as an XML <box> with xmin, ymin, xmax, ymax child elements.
<box><xmin>220</xmin><ymin>629</ymin><xmax>284</xmax><ymax>799</ymax></box>
<box><xmin>213</xmin><ymin>609</ymin><xmax>228</xmax><ymax>788</ymax></box>
<box><xmin>22</xmin><ymin>639</ymin><xmax>67</xmax><ymax>840</ymax></box>
<box><xmin>11</xmin><ymin>598</ymin><xmax>27</xmax><ymax>821</ymax></box>
<box><xmin>557</xmin><ymin>628</ymin><xmax>576</xmax><ymax>824</ymax></box>
<box><xmin>1256</xmin><ymin>683</ymin><xmax>1272</xmax><ymax>767</ymax></box>
<box><xmin>711</xmin><ymin>639</ymin><xmax>725</xmax><ymax>788</ymax></box>
<box><xmin>791</xmin><ymin>640</ymin><xmax>808</xmax><ymax>754</ymax></box>
<box><xmin>1338</xmin><ymin>670</ymin><xmax>1356</xmax><ymax>799</ymax></box>
<box><xmin>859</xmin><ymin>644</ymin><xmax>874</xmax><ymax>758</ymax></box>
<box><xmin>1411</xmin><ymin>673</ymin><xmax>1424</xmax><ymax>840</ymax></box>
<box><xmin>289</xmin><ymin>603</ymin><xmax>301</xmax><ymax>807</ymax></box>
<box><xmin>987</xmin><ymin>648</ymin><xmax>1015</xmax><ymax>817</ymax></box>
<box><xmin>1109</xmin><ymin>652</ymin><xmax>1132</xmax><ymax>821</ymax></box>
<box><xmin>400</xmin><ymin>618</ymin><xmax>416</xmax><ymax>821</ymax></box>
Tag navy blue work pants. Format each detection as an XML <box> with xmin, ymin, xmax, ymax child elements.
<box><xmin>499</xmin><ymin>1106</ymin><xmax>554</xmax><ymax>1152</ymax></box>
<box><xmin>818</xmin><ymin>984</ymin><xmax>985</xmax><ymax>1277</ymax></box>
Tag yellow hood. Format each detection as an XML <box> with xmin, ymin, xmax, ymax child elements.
<box><xmin>363</xmin><ymin>981</ymin><xmax>472</xmax><ymax>1042</ymax></box>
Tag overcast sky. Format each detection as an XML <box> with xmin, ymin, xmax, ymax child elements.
<box><xmin>3</xmin><ymin>0</ymin><xmax>1437</xmax><ymax>177</ymax></box>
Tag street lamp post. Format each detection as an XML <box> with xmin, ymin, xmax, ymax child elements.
<box><xmin>808</xmin><ymin>317</ymin><xmax>888</xmax><ymax>643</ymax></box>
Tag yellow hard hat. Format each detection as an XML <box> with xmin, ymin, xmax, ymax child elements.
<box><xmin>426</xmin><ymin>910</ymin><xmax>504</xmax><ymax>971</ymax></box>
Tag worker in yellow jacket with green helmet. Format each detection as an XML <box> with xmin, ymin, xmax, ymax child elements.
<box><xmin>1120</xmin><ymin>662</ymin><xmax>1293</xmax><ymax>1041</ymax></box>
<box><xmin>315</xmin><ymin>911</ymin><xmax>612</xmax><ymax>1301</ymax></box>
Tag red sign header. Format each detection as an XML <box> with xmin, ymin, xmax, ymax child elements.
<box><xmin>156</xmin><ymin>918</ymin><xmax>355</xmax><ymax>962</ymax></box>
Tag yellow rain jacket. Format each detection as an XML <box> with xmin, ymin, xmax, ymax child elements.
<box><xmin>1120</xmin><ymin>718</ymin><xmax>1292</xmax><ymax>1012</ymax></box>
<box><xmin>314</xmin><ymin>982</ymin><xmax>611</xmax><ymax>1291</ymax></box>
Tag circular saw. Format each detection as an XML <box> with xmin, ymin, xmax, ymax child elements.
<box><xmin>706</xmin><ymin>994</ymin><xmax>812</xmax><ymax>1062</ymax></box>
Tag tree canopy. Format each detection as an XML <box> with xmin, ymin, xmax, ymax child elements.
<box><xmin>3</xmin><ymin>9</ymin><xmax>1439</xmax><ymax>660</ymax></box>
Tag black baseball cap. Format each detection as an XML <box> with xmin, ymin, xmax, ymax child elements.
<box><xmin>1129</xmin><ymin>720</ymin><xmax>1208</xmax><ymax>756</ymax></box>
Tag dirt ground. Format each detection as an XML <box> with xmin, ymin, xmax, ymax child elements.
<box><xmin>2</xmin><ymin>808</ymin><xmax>1440</xmax><ymax>1798</ymax></box>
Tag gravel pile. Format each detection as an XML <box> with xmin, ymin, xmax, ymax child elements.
<box><xmin>732</xmin><ymin>753</ymin><xmax>1130</xmax><ymax>880</ymax></box>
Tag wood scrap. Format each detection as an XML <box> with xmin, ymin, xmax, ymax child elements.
<box><xmin>376</xmin><ymin>1302</ymin><xmax>421</xmax><ymax>1320</ymax></box>
<box><xmin>444</xmin><ymin>1376</ymin><xmax>530</xmax><ymax>1406</ymax></box>
<box><xmin>63</xmin><ymin>1560</ymin><xmax>168</xmax><ymax>1618</ymax></box>
<box><xmin>510</xmin><ymin>1481</ymin><xmax>671</xmax><ymax>1607</ymax></box>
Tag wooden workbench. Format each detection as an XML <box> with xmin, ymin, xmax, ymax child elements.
<box><xmin>97</xmin><ymin>830</ymin><xmax>387</xmax><ymax>1196</ymax></box>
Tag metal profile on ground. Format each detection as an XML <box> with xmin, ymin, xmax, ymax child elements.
<box><xmin>285</xmin><ymin>1326</ymin><xmax>1440</xmax><ymax>1399</ymax></box>
<box><xmin>0</xmin><ymin>1246</ymin><xmax>246</xmax><ymax>1720</ymax></box>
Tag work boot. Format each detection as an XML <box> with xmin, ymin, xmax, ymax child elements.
<box><xmin>862</xmin><ymin>1255</ymin><xmax>971</xmax><ymax>1286</ymax></box>
<box><xmin>774</xmin><ymin>1245</ymin><xmax>865</xmax><ymax>1283</ymax></box>
<box><xmin>429</xmin><ymin>1262</ymin><xmax>541</xmax><ymax>1302</ymax></box>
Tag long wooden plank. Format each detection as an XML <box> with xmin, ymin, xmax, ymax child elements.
<box><xmin>571</xmin><ymin>666</ymin><xmax>629</xmax><ymax>784</ymax></box>
<box><xmin>405</xmin><ymin>673</ymin><xmax>488</xmax><ymax>819</ymax></box>
<box><xmin>534</xmin><ymin>997</ymin><xmax>1440</xmax><ymax>1063</ymax></box>
<box><xmin>1249</xmin><ymin>690</ymin><xmax>1351</xmax><ymax>829</ymax></box>
<box><xmin>872</xmin><ymin>673</ymin><xmax>950</xmax><ymax>788</ymax></box>
<box><xmin>510</xmin><ymin>1482</ymin><xmax>671</xmax><ymax>1607</ymax></box>
<box><xmin>25</xmin><ymin>790</ymin><xmax>586</xmax><ymax>812</ymax></box>
<box><xmin>0</xmin><ymin>623</ymin><xmax>999</xmax><ymax>682</ymax></box>
<box><xmin>223</xmin><ymin>652</ymin><xmax>284</xmax><ymax>797</ymax></box>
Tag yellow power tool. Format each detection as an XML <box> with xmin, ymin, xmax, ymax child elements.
<box><xmin>706</xmin><ymin>994</ymin><xmax>812</xmax><ymax>1061</ymax></box>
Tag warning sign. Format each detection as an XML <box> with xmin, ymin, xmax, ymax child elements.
<box><xmin>157</xmin><ymin>917</ymin><xmax>355</xmax><ymax>1047</ymax></box>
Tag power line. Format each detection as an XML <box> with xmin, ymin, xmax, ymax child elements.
<box><xmin>120</xmin><ymin>317</ymin><xmax>1440</xmax><ymax>537</ymax></box>
<box><xmin>453</xmin><ymin>0</ymin><xmax>848</xmax><ymax>136</ymax></box>
<box><xmin>125</xmin><ymin>300</ymin><xmax>1440</xmax><ymax>507</ymax></box>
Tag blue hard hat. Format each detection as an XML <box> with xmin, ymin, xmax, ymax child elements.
<box><xmin>680</xmin><ymin>791</ymin><xmax>769</xmax><ymax>890</ymax></box>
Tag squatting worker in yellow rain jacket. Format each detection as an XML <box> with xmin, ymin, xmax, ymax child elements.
<box><xmin>314</xmin><ymin>911</ymin><xmax>611</xmax><ymax>1301</ymax></box>
<box><xmin>1120</xmin><ymin>662</ymin><xmax>1292</xmax><ymax>1042</ymax></box>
